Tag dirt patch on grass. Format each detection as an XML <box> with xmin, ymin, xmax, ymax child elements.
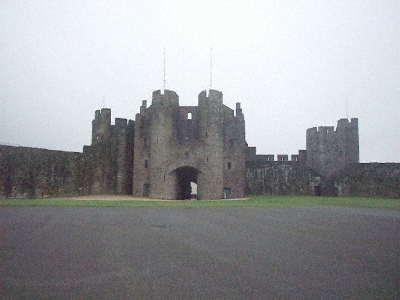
<box><xmin>66</xmin><ymin>195</ymin><xmax>174</xmax><ymax>201</ymax></box>
<box><xmin>63</xmin><ymin>195</ymin><xmax>249</xmax><ymax>201</ymax></box>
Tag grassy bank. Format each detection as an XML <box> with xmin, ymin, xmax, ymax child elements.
<box><xmin>1</xmin><ymin>195</ymin><xmax>399</xmax><ymax>209</ymax></box>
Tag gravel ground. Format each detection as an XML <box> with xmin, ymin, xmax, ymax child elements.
<box><xmin>1</xmin><ymin>206</ymin><xmax>399</xmax><ymax>299</ymax></box>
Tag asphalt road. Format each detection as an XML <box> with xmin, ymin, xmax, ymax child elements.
<box><xmin>1</xmin><ymin>206</ymin><xmax>399</xmax><ymax>299</ymax></box>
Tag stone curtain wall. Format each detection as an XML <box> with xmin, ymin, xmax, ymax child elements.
<box><xmin>246</xmin><ymin>161</ymin><xmax>400</xmax><ymax>198</ymax></box>
<box><xmin>0</xmin><ymin>145</ymin><xmax>86</xmax><ymax>198</ymax></box>
<box><xmin>334</xmin><ymin>163</ymin><xmax>400</xmax><ymax>198</ymax></box>
<box><xmin>246</xmin><ymin>162</ymin><xmax>317</xmax><ymax>195</ymax></box>
<box><xmin>2</xmin><ymin>144</ymin><xmax>399</xmax><ymax>199</ymax></box>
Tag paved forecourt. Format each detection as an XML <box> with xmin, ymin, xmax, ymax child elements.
<box><xmin>1</xmin><ymin>206</ymin><xmax>399</xmax><ymax>299</ymax></box>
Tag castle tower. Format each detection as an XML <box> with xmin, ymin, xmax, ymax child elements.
<box><xmin>86</xmin><ymin>108</ymin><xmax>134</xmax><ymax>195</ymax></box>
<box><xmin>133</xmin><ymin>90</ymin><xmax>180</xmax><ymax>198</ymax></box>
<box><xmin>148</xmin><ymin>90</ymin><xmax>180</xmax><ymax>198</ymax></box>
<box><xmin>222</xmin><ymin>102</ymin><xmax>246</xmax><ymax>198</ymax></box>
<box><xmin>336</xmin><ymin>118</ymin><xmax>359</xmax><ymax>169</ymax></box>
<box><xmin>197</xmin><ymin>90</ymin><xmax>224</xmax><ymax>199</ymax></box>
<box><xmin>306</xmin><ymin>118</ymin><xmax>359</xmax><ymax>177</ymax></box>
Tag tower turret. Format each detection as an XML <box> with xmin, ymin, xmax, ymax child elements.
<box><xmin>151</xmin><ymin>89</ymin><xmax>179</xmax><ymax>107</ymax></box>
<box><xmin>198</xmin><ymin>89</ymin><xmax>224</xmax><ymax>199</ymax></box>
<box><xmin>92</xmin><ymin>108</ymin><xmax>111</xmax><ymax>144</ymax></box>
<box><xmin>306</xmin><ymin>118</ymin><xmax>359</xmax><ymax>177</ymax></box>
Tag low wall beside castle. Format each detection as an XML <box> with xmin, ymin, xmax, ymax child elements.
<box><xmin>334</xmin><ymin>163</ymin><xmax>400</xmax><ymax>198</ymax></box>
<box><xmin>0</xmin><ymin>145</ymin><xmax>86</xmax><ymax>198</ymax></box>
<box><xmin>246</xmin><ymin>160</ymin><xmax>400</xmax><ymax>198</ymax></box>
<box><xmin>246</xmin><ymin>161</ymin><xmax>319</xmax><ymax>196</ymax></box>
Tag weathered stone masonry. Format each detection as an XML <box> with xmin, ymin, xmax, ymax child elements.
<box><xmin>245</xmin><ymin>118</ymin><xmax>399</xmax><ymax>197</ymax></box>
<box><xmin>0</xmin><ymin>108</ymin><xmax>134</xmax><ymax>198</ymax></box>
<box><xmin>83</xmin><ymin>108</ymin><xmax>134</xmax><ymax>195</ymax></box>
<box><xmin>334</xmin><ymin>163</ymin><xmax>400</xmax><ymax>198</ymax></box>
<box><xmin>0</xmin><ymin>145</ymin><xmax>84</xmax><ymax>198</ymax></box>
<box><xmin>0</xmin><ymin>90</ymin><xmax>399</xmax><ymax>198</ymax></box>
<box><xmin>306</xmin><ymin>118</ymin><xmax>359</xmax><ymax>177</ymax></box>
<box><xmin>245</xmin><ymin>152</ymin><xmax>319</xmax><ymax>196</ymax></box>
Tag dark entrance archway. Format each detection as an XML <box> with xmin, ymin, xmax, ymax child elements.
<box><xmin>174</xmin><ymin>166</ymin><xmax>199</xmax><ymax>200</ymax></box>
<box><xmin>313</xmin><ymin>185</ymin><xmax>321</xmax><ymax>196</ymax></box>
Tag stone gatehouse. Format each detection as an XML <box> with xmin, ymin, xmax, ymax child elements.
<box><xmin>133</xmin><ymin>89</ymin><xmax>246</xmax><ymax>199</ymax></box>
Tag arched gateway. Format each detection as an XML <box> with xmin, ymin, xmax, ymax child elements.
<box><xmin>173</xmin><ymin>166</ymin><xmax>199</xmax><ymax>200</ymax></box>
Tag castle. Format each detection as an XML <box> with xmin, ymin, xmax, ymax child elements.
<box><xmin>0</xmin><ymin>89</ymin><xmax>399</xmax><ymax>199</ymax></box>
<box><xmin>84</xmin><ymin>89</ymin><xmax>246</xmax><ymax>199</ymax></box>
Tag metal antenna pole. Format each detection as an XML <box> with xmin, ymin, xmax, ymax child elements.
<box><xmin>210</xmin><ymin>47</ymin><xmax>213</xmax><ymax>90</ymax></box>
<box><xmin>163</xmin><ymin>47</ymin><xmax>166</xmax><ymax>93</ymax></box>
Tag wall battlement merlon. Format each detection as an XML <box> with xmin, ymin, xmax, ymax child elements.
<box><xmin>93</xmin><ymin>108</ymin><xmax>134</xmax><ymax>127</ymax></box>
<box><xmin>153</xmin><ymin>89</ymin><xmax>179</xmax><ymax>97</ymax></box>
<box><xmin>94</xmin><ymin>108</ymin><xmax>112</xmax><ymax>123</ymax></box>
<box><xmin>247</xmin><ymin>151</ymin><xmax>306</xmax><ymax>163</ymax></box>
<box><xmin>235</xmin><ymin>102</ymin><xmax>243</xmax><ymax>117</ymax></box>
<box><xmin>152</xmin><ymin>89</ymin><xmax>179</xmax><ymax>107</ymax></box>
<box><xmin>145</xmin><ymin>89</ymin><xmax>227</xmax><ymax>109</ymax></box>
<box><xmin>318</xmin><ymin>126</ymin><xmax>335</xmax><ymax>134</ymax></box>
<box><xmin>199</xmin><ymin>89</ymin><xmax>223</xmax><ymax>105</ymax></box>
<box><xmin>337</xmin><ymin>117</ymin><xmax>358</xmax><ymax>129</ymax></box>
<box><xmin>140</xmin><ymin>100</ymin><xmax>148</xmax><ymax>115</ymax></box>
<box><xmin>307</xmin><ymin>118</ymin><xmax>358</xmax><ymax>136</ymax></box>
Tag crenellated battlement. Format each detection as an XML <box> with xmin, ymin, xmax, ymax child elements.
<box><xmin>337</xmin><ymin>117</ymin><xmax>358</xmax><ymax>129</ymax></box>
<box><xmin>152</xmin><ymin>89</ymin><xmax>179</xmax><ymax>107</ymax></box>
<box><xmin>307</xmin><ymin>126</ymin><xmax>335</xmax><ymax>136</ymax></box>
<box><xmin>198</xmin><ymin>89</ymin><xmax>223</xmax><ymax>106</ymax></box>
<box><xmin>94</xmin><ymin>108</ymin><xmax>111</xmax><ymax>124</ymax></box>
<box><xmin>246</xmin><ymin>150</ymin><xmax>306</xmax><ymax>165</ymax></box>
<box><xmin>307</xmin><ymin>118</ymin><xmax>358</xmax><ymax>137</ymax></box>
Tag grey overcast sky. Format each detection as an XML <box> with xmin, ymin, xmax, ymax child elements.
<box><xmin>1</xmin><ymin>0</ymin><xmax>399</xmax><ymax>163</ymax></box>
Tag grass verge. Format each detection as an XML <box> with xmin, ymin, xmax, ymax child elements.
<box><xmin>1</xmin><ymin>195</ymin><xmax>399</xmax><ymax>209</ymax></box>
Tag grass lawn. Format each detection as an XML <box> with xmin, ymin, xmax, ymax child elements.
<box><xmin>1</xmin><ymin>195</ymin><xmax>399</xmax><ymax>209</ymax></box>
